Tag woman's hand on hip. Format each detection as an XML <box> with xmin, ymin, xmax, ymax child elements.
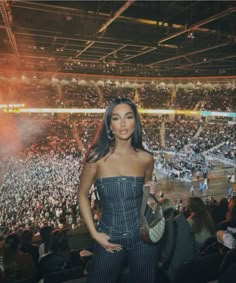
<box><xmin>94</xmin><ymin>231</ymin><xmax>122</xmax><ymax>253</ymax></box>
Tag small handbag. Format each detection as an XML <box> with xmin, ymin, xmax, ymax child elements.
<box><xmin>140</xmin><ymin>184</ymin><xmax>165</xmax><ymax>244</ymax></box>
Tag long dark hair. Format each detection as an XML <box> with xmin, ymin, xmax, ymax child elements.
<box><xmin>188</xmin><ymin>197</ymin><xmax>215</xmax><ymax>234</ymax></box>
<box><xmin>86</xmin><ymin>97</ymin><xmax>144</xmax><ymax>162</ymax></box>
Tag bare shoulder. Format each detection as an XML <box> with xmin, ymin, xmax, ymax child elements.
<box><xmin>80</xmin><ymin>161</ymin><xmax>98</xmax><ymax>181</ymax></box>
<box><xmin>79</xmin><ymin>161</ymin><xmax>99</xmax><ymax>194</ymax></box>
<box><xmin>136</xmin><ymin>149</ymin><xmax>154</xmax><ymax>163</ymax></box>
<box><xmin>136</xmin><ymin>149</ymin><xmax>154</xmax><ymax>181</ymax></box>
<box><xmin>82</xmin><ymin>160</ymin><xmax>98</xmax><ymax>172</ymax></box>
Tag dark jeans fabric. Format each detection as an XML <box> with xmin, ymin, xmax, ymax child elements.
<box><xmin>87</xmin><ymin>236</ymin><xmax>159</xmax><ymax>283</ymax></box>
<box><xmin>88</xmin><ymin>176</ymin><xmax>159</xmax><ymax>283</ymax></box>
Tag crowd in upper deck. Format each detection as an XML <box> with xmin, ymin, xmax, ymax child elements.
<box><xmin>1</xmin><ymin>78</ymin><xmax>235</xmax><ymax>111</ymax></box>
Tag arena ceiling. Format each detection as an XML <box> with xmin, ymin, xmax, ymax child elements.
<box><xmin>0</xmin><ymin>0</ymin><xmax>236</xmax><ymax>78</ymax></box>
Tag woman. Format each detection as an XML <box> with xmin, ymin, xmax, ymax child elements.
<box><xmin>77</xmin><ymin>98</ymin><xmax>159</xmax><ymax>283</ymax></box>
<box><xmin>187</xmin><ymin>197</ymin><xmax>215</xmax><ymax>252</ymax></box>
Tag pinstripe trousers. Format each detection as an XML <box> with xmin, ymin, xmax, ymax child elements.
<box><xmin>87</xmin><ymin>176</ymin><xmax>159</xmax><ymax>283</ymax></box>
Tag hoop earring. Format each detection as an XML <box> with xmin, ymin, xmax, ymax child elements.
<box><xmin>107</xmin><ymin>129</ymin><xmax>114</xmax><ymax>140</ymax></box>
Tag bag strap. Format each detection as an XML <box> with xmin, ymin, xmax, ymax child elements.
<box><xmin>163</xmin><ymin>220</ymin><xmax>178</xmax><ymax>270</ymax></box>
<box><xmin>140</xmin><ymin>185</ymin><xmax>148</xmax><ymax>224</ymax></box>
<box><xmin>140</xmin><ymin>185</ymin><xmax>159</xmax><ymax>225</ymax></box>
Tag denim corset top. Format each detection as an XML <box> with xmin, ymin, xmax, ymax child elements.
<box><xmin>95</xmin><ymin>176</ymin><xmax>144</xmax><ymax>235</ymax></box>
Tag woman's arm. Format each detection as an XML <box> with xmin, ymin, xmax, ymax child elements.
<box><xmin>77</xmin><ymin>162</ymin><xmax>98</xmax><ymax>238</ymax></box>
<box><xmin>217</xmin><ymin>229</ymin><xmax>236</xmax><ymax>249</ymax></box>
<box><xmin>144</xmin><ymin>154</ymin><xmax>157</xmax><ymax>195</ymax></box>
<box><xmin>77</xmin><ymin>161</ymin><xmax>122</xmax><ymax>253</ymax></box>
<box><xmin>144</xmin><ymin>153</ymin><xmax>154</xmax><ymax>183</ymax></box>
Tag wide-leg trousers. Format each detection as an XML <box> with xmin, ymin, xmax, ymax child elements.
<box><xmin>87</xmin><ymin>233</ymin><xmax>159</xmax><ymax>283</ymax></box>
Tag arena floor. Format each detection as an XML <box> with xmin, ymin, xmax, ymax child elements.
<box><xmin>156</xmin><ymin>167</ymin><xmax>235</xmax><ymax>207</ymax></box>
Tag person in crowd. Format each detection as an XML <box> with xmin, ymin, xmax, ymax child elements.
<box><xmin>77</xmin><ymin>97</ymin><xmax>159</xmax><ymax>283</ymax></box>
<box><xmin>187</xmin><ymin>197</ymin><xmax>215</xmax><ymax>252</ymax></box>
<box><xmin>174</xmin><ymin>196</ymin><xmax>236</xmax><ymax>283</ymax></box>
<box><xmin>217</xmin><ymin>196</ymin><xmax>236</xmax><ymax>233</ymax></box>
<box><xmin>158</xmin><ymin>198</ymin><xmax>196</xmax><ymax>283</ymax></box>
<box><xmin>217</xmin><ymin>196</ymin><xmax>236</xmax><ymax>251</ymax></box>
<box><xmin>2</xmin><ymin>232</ymin><xmax>38</xmax><ymax>282</ymax></box>
<box><xmin>38</xmin><ymin>229</ymin><xmax>82</xmax><ymax>279</ymax></box>
<box><xmin>227</xmin><ymin>185</ymin><xmax>234</xmax><ymax>200</ymax></box>
<box><xmin>217</xmin><ymin>202</ymin><xmax>236</xmax><ymax>283</ymax></box>
<box><xmin>190</xmin><ymin>185</ymin><xmax>195</xmax><ymax>196</ymax></box>
<box><xmin>202</xmin><ymin>166</ymin><xmax>208</xmax><ymax>180</ymax></box>
<box><xmin>209</xmin><ymin>197</ymin><xmax>228</xmax><ymax>229</ymax></box>
<box><xmin>20</xmin><ymin>229</ymin><xmax>39</xmax><ymax>267</ymax></box>
<box><xmin>39</xmin><ymin>225</ymin><xmax>53</xmax><ymax>261</ymax></box>
<box><xmin>196</xmin><ymin>170</ymin><xmax>201</xmax><ymax>181</ymax></box>
<box><xmin>0</xmin><ymin>233</ymin><xmax>4</xmax><ymax>271</ymax></box>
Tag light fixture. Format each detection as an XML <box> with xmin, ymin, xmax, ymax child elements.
<box><xmin>187</xmin><ymin>32</ymin><xmax>195</xmax><ymax>39</ymax></box>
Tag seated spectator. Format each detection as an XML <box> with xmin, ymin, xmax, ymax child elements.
<box><xmin>158</xmin><ymin>198</ymin><xmax>196</xmax><ymax>283</ymax></box>
<box><xmin>216</xmin><ymin>196</ymin><xmax>236</xmax><ymax>275</ymax></box>
<box><xmin>39</xmin><ymin>225</ymin><xmax>53</xmax><ymax>261</ymax></box>
<box><xmin>20</xmin><ymin>229</ymin><xmax>39</xmax><ymax>267</ymax></box>
<box><xmin>218</xmin><ymin>196</ymin><xmax>236</xmax><ymax>232</ymax></box>
<box><xmin>217</xmin><ymin>228</ymin><xmax>236</xmax><ymax>250</ymax></box>
<box><xmin>0</xmin><ymin>233</ymin><xmax>4</xmax><ymax>271</ymax></box>
<box><xmin>39</xmin><ymin>229</ymin><xmax>83</xmax><ymax>279</ymax></box>
<box><xmin>187</xmin><ymin>197</ymin><xmax>215</xmax><ymax>252</ymax></box>
<box><xmin>3</xmin><ymin>232</ymin><xmax>38</xmax><ymax>282</ymax></box>
<box><xmin>174</xmin><ymin>197</ymin><xmax>236</xmax><ymax>283</ymax></box>
<box><xmin>210</xmin><ymin>197</ymin><xmax>228</xmax><ymax>228</ymax></box>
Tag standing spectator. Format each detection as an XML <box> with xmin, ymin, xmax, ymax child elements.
<box><xmin>227</xmin><ymin>186</ymin><xmax>234</xmax><ymax>200</ymax></box>
<box><xmin>202</xmin><ymin>166</ymin><xmax>208</xmax><ymax>179</ymax></box>
<box><xmin>204</xmin><ymin>178</ymin><xmax>208</xmax><ymax>191</ymax></box>
<box><xmin>190</xmin><ymin>185</ymin><xmax>195</xmax><ymax>196</ymax></box>
<box><xmin>77</xmin><ymin>98</ymin><xmax>159</xmax><ymax>283</ymax></box>
<box><xmin>227</xmin><ymin>174</ymin><xmax>232</xmax><ymax>183</ymax></box>
<box><xmin>196</xmin><ymin>170</ymin><xmax>201</xmax><ymax>181</ymax></box>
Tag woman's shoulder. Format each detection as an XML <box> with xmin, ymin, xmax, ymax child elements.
<box><xmin>83</xmin><ymin>160</ymin><xmax>99</xmax><ymax>174</ymax></box>
<box><xmin>136</xmin><ymin>149</ymin><xmax>153</xmax><ymax>161</ymax></box>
